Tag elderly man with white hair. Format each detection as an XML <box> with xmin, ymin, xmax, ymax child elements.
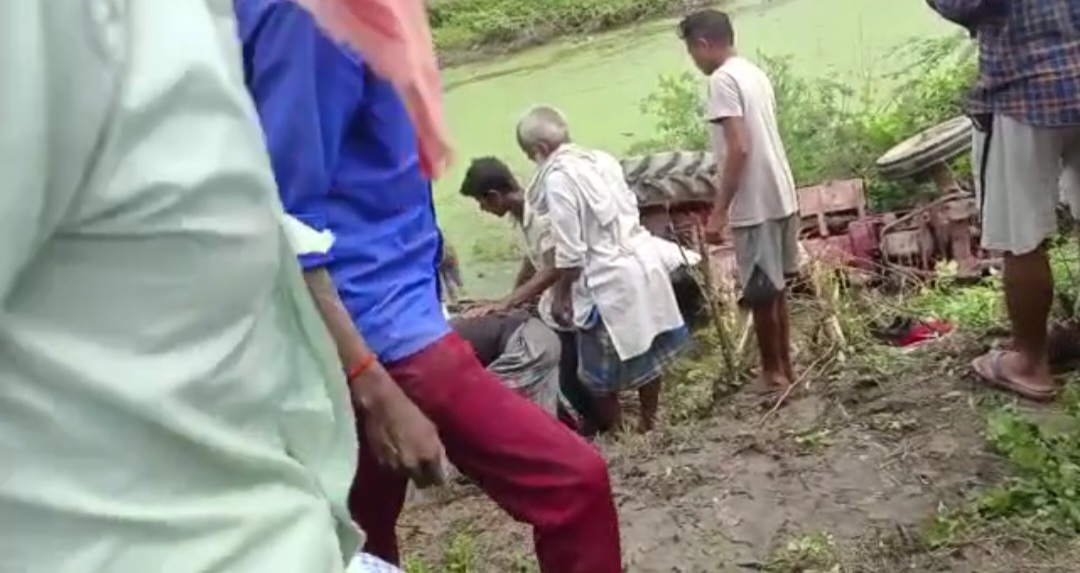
<box><xmin>517</xmin><ymin>105</ymin><xmax>692</xmax><ymax>434</ymax></box>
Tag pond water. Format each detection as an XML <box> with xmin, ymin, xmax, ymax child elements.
<box><xmin>435</xmin><ymin>0</ymin><xmax>957</xmax><ymax>298</ymax></box>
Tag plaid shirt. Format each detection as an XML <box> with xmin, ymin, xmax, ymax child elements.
<box><xmin>928</xmin><ymin>0</ymin><xmax>1080</xmax><ymax>127</ymax></box>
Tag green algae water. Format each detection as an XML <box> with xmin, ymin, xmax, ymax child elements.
<box><xmin>434</xmin><ymin>0</ymin><xmax>957</xmax><ymax>298</ymax></box>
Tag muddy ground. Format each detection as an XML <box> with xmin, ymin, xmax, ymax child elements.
<box><xmin>398</xmin><ymin>330</ymin><xmax>1079</xmax><ymax>572</ymax></box>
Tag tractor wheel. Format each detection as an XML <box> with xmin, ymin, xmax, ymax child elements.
<box><xmin>875</xmin><ymin>116</ymin><xmax>973</xmax><ymax>181</ymax></box>
<box><xmin>620</xmin><ymin>150</ymin><xmax>719</xmax><ymax>207</ymax></box>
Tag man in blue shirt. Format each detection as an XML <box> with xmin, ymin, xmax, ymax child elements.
<box><xmin>235</xmin><ymin>3</ymin><xmax>622</xmax><ymax>572</ymax></box>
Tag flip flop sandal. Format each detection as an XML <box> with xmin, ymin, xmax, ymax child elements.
<box><xmin>971</xmin><ymin>350</ymin><xmax>1057</xmax><ymax>402</ymax></box>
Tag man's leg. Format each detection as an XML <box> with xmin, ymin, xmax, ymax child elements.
<box><xmin>749</xmin><ymin>297</ymin><xmax>785</xmax><ymax>388</ymax></box>
<box><xmin>591</xmin><ymin>393</ymin><xmax>624</xmax><ymax>434</ymax></box>
<box><xmin>637</xmin><ymin>377</ymin><xmax>662</xmax><ymax>433</ymax></box>
<box><xmin>348</xmin><ymin>417</ymin><xmax>410</xmax><ymax>564</ymax></box>
<box><xmin>386</xmin><ymin>334</ymin><xmax>622</xmax><ymax>573</ymax></box>
<box><xmin>776</xmin><ymin>214</ymin><xmax>800</xmax><ymax>385</ymax></box>
<box><xmin>970</xmin><ymin>115</ymin><xmax>1078</xmax><ymax>399</ymax></box>
<box><xmin>775</xmin><ymin>292</ymin><xmax>794</xmax><ymax>384</ymax></box>
<box><xmin>735</xmin><ymin>223</ymin><xmax>790</xmax><ymax>390</ymax></box>
<box><xmin>556</xmin><ymin>330</ymin><xmax>597</xmax><ymax>435</ymax></box>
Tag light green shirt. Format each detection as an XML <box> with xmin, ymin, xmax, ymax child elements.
<box><xmin>0</xmin><ymin>2</ymin><xmax>361</xmax><ymax>571</ymax></box>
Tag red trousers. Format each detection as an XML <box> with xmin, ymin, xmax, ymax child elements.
<box><xmin>349</xmin><ymin>333</ymin><xmax>622</xmax><ymax>573</ymax></box>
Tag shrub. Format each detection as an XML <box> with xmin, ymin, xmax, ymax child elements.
<box><xmin>429</xmin><ymin>0</ymin><xmax>708</xmax><ymax>53</ymax></box>
<box><xmin>629</xmin><ymin>33</ymin><xmax>978</xmax><ymax>210</ymax></box>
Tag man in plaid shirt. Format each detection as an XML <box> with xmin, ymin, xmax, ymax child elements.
<box><xmin>928</xmin><ymin>0</ymin><xmax>1080</xmax><ymax>401</ymax></box>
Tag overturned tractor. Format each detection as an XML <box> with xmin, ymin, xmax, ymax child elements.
<box><xmin>621</xmin><ymin>116</ymin><xmax>988</xmax><ymax>291</ymax></box>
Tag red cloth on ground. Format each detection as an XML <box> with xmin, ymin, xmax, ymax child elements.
<box><xmin>349</xmin><ymin>333</ymin><xmax>623</xmax><ymax>573</ymax></box>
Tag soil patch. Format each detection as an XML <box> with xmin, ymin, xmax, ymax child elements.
<box><xmin>397</xmin><ymin>334</ymin><xmax>1036</xmax><ymax>571</ymax></box>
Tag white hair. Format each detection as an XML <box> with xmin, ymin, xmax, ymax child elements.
<box><xmin>516</xmin><ymin>105</ymin><xmax>570</xmax><ymax>149</ymax></box>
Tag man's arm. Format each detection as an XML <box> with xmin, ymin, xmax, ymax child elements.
<box><xmin>714</xmin><ymin>117</ymin><xmax>750</xmax><ymax>216</ymax></box>
<box><xmin>513</xmin><ymin>257</ymin><xmax>537</xmax><ymax>288</ymax></box>
<box><xmin>926</xmin><ymin>0</ymin><xmax>1002</xmax><ymax>28</ymax></box>
<box><xmin>502</xmin><ymin>216</ymin><xmax>559</xmax><ymax>307</ymax></box>
<box><xmin>503</xmin><ymin>250</ymin><xmax>559</xmax><ymax>308</ymax></box>
<box><xmin>245</xmin><ymin>4</ymin><xmax>367</xmax><ymax>365</ymax></box>
<box><xmin>706</xmin><ymin>72</ymin><xmax>749</xmax><ymax>218</ymax></box>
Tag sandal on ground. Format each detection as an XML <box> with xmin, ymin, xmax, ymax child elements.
<box><xmin>970</xmin><ymin>350</ymin><xmax>1057</xmax><ymax>403</ymax></box>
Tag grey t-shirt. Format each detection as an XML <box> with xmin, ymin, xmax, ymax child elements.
<box><xmin>706</xmin><ymin>56</ymin><xmax>799</xmax><ymax>228</ymax></box>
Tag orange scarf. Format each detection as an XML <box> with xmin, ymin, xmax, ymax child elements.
<box><xmin>294</xmin><ymin>0</ymin><xmax>452</xmax><ymax>179</ymax></box>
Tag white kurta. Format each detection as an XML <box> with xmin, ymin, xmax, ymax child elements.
<box><xmin>0</xmin><ymin>2</ymin><xmax>362</xmax><ymax>572</ymax></box>
<box><xmin>543</xmin><ymin>146</ymin><xmax>687</xmax><ymax>360</ymax></box>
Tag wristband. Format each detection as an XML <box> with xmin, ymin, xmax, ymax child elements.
<box><xmin>346</xmin><ymin>353</ymin><xmax>378</xmax><ymax>383</ymax></box>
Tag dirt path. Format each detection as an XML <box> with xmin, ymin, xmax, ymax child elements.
<box><xmin>398</xmin><ymin>336</ymin><xmax>1074</xmax><ymax>572</ymax></box>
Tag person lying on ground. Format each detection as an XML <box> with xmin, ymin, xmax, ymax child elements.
<box><xmin>927</xmin><ymin>0</ymin><xmax>1080</xmax><ymax>402</ymax></box>
<box><xmin>515</xmin><ymin>106</ymin><xmax>693</xmax><ymax>434</ymax></box>
<box><xmin>236</xmin><ymin>3</ymin><xmax>623</xmax><ymax>572</ymax></box>
<box><xmin>0</xmin><ymin>2</ymin><xmax>418</xmax><ymax>572</ymax></box>
<box><xmin>451</xmin><ymin>310</ymin><xmax>562</xmax><ymax>417</ymax></box>
<box><xmin>680</xmin><ymin>9</ymin><xmax>801</xmax><ymax>395</ymax></box>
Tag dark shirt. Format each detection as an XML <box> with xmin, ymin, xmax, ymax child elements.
<box><xmin>451</xmin><ymin>311</ymin><xmax>529</xmax><ymax>367</ymax></box>
<box><xmin>928</xmin><ymin>0</ymin><xmax>1080</xmax><ymax>127</ymax></box>
<box><xmin>236</xmin><ymin>0</ymin><xmax>449</xmax><ymax>361</ymax></box>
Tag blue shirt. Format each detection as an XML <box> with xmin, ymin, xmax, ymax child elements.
<box><xmin>236</xmin><ymin>0</ymin><xmax>449</xmax><ymax>361</ymax></box>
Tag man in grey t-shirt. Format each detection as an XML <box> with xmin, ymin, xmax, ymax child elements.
<box><xmin>679</xmin><ymin>9</ymin><xmax>800</xmax><ymax>394</ymax></box>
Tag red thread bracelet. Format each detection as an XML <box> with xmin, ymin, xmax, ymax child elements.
<box><xmin>346</xmin><ymin>353</ymin><xmax>378</xmax><ymax>383</ymax></box>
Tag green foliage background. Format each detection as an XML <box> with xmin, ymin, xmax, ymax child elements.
<box><xmin>429</xmin><ymin>0</ymin><xmax>709</xmax><ymax>52</ymax></box>
<box><xmin>628</xmin><ymin>33</ymin><xmax>978</xmax><ymax>210</ymax></box>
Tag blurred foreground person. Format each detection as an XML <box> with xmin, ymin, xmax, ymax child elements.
<box><xmin>236</xmin><ymin>2</ymin><xmax>623</xmax><ymax>571</ymax></box>
<box><xmin>0</xmin><ymin>2</ymin><xmax>420</xmax><ymax>572</ymax></box>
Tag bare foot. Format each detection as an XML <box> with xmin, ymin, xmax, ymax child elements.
<box><xmin>749</xmin><ymin>372</ymin><xmax>790</xmax><ymax>397</ymax></box>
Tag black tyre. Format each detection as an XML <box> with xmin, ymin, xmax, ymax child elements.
<box><xmin>875</xmin><ymin>116</ymin><xmax>972</xmax><ymax>180</ymax></box>
<box><xmin>620</xmin><ymin>150</ymin><xmax>719</xmax><ymax>207</ymax></box>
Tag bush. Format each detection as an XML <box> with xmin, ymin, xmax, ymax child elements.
<box><xmin>429</xmin><ymin>0</ymin><xmax>707</xmax><ymax>53</ymax></box>
<box><xmin>629</xmin><ymin>33</ymin><xmax>978</xmax><ymax>210</ymax></box>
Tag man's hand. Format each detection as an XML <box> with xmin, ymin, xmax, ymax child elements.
<box><xmin>461</xmin><ymin>300</ymin><xmax>508</xmax><ymax>319</ymax></box>
<box><xmin>704</xmin><ymin>206</ymin><xmax>729</xmax><ymax>245</ymax></box>
<box><xmin>299</xmin><ymin>268</ymin><xmax>445</xmax><ymax>486</ymax></box>
<box><xmin>353</xmin><ymin>368</ymin><xmax>446</xmax><ymax>488</ymax></box>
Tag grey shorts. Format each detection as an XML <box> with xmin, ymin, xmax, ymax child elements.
<box><xmin>973</xmin><ymin>114</ymin><xmax>1080</xmax><ymax>255</ymax></box>
<box><xmin>732</xmin><ymin>213</ymin><xmax>799</xmax><ymax>306</ymax></box>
